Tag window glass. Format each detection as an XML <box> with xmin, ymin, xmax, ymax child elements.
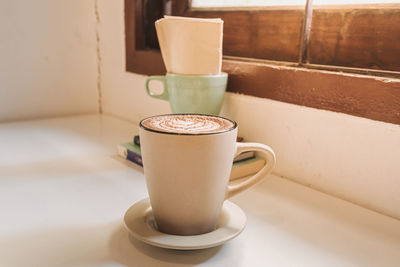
<box><xmin>192</xmin><ymin>0</ymin><xmax>399</xmax><ymax>8</ymax></box>
<box><xmin>191</xmin><ymin>0</ymin><xmax>306</xmax><ymax>8</ymax></box>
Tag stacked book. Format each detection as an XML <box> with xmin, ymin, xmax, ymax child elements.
<box><xmin>117</xmin><ymin>136</ymin><xmax>265</xmax><ymax>181</ymax></box>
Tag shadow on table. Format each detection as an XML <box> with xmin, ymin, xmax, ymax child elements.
<box><xmin>0</xmin><ymin>221</ymin><xmax>232</xmax><ymax>267</ymax></box>
<box><xmin>108</xmin><ymin>223</ymin><xmax>239</xmax><ymax>267</ymax></box>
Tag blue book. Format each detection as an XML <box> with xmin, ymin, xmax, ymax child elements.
<box><xmin>117</xmin><ymin>142</ymin><xmax>143</xmax><ymax>167</ymax></box>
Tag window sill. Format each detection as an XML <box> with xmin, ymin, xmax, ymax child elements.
<box><xmin>126</xmin><ymin>48</ymin><xmax>400</xmax><ymax>125</ymax></box>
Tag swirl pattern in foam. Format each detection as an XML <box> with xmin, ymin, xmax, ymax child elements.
<box><xmin>141</xmin><ymin>114</ymin><xmax>235</xmax><ymax>134</ymax></box>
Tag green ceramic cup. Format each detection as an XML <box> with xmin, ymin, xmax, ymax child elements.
<box><xmin>145</xmin><ymin>72</ymin><xmax>228</xmax><ymax>115</ymax></box>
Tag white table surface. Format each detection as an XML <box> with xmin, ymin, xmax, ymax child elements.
<box><xmin>1</xmin><ymin>114</ymin><xmax>399</xmax><ymax>267</ymax></box>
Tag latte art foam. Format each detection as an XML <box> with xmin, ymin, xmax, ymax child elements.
<box><xmin>141</xmin><ymin>114</ymin><xmax>235</xmax><ymax>134</ymax></box>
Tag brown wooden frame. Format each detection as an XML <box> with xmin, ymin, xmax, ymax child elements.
<box><xmin>125</xmin><ymin>0</ymin><xmax>400</xmax><ymax>125</ymax></box>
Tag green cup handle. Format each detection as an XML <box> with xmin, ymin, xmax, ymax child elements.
<box><xmin>145</xmin><ymin>76</ymin><xmax>169</xmax><ymax>100</ymax></box>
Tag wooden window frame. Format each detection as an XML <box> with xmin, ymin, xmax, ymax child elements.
<box><xmin>125</xmin><ymin>0</ymin><xmax>400</xmax><ymax>125</ymax></box>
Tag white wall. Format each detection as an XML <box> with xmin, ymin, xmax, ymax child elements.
<box><xmin>99</xmin><ymin>0</ymin><xmax>400</xmax><ymax>220</ymax></box>
<box><xmin>97</xmin><ymin>0</ymin><xmax>170</xmax><ymax>121</ymax></box>
<box><xmin>0</xmin><ymin>0</ymin><xmax>99</xmax><ymax>122</ymax></box>
<box><xmin>222</xmin><ymin>94</ymin><xmax>400</xmax><ymax>220</ymax></box>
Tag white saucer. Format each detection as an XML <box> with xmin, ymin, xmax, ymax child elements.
<box><xmin>123</xmin><ymin>198</ymin><xmax>247</xmax><ymax>250</ymax></box>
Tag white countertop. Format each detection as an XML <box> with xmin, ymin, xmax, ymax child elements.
<box><xmin>1</xmin><ymin>114</ymin><xmax>399</xmax><ymax>267</ymax></box>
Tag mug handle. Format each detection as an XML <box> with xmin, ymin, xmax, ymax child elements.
<box><xmin>225</xmin><ymin>142</ymin><xmax>276</xmax><ymax>199</ymax></box>
<box><xmin>145</xmin><ymin>76</ymin><xmax>169</xmax><ymax>100</ymax></box>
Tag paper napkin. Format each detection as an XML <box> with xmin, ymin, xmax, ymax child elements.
<box><xmin>155</xmin><ymin>16</ymin><xmax>223</xmax><ymax>75</ymax></box>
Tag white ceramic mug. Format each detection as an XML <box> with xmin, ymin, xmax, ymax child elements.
<box><xmin>139</xmin><ymin>114</ymin><xmax>276</xmax><ymax>235</ymax></box>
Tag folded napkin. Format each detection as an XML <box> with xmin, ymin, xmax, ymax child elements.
<box><xmin>155</xmin><ymin>16</ymin><xmax>223</xmax><ymax>75</ymax></box>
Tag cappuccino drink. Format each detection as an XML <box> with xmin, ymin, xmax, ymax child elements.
<box><xmin>141</xmin><ymin>114</ymin><xmax>235</xmax><ymax>134</ymax></box>
<box><xmin>139</xmin><ymin>114</ymin><xmax>276</xmax><ymax>235</ymax></box>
